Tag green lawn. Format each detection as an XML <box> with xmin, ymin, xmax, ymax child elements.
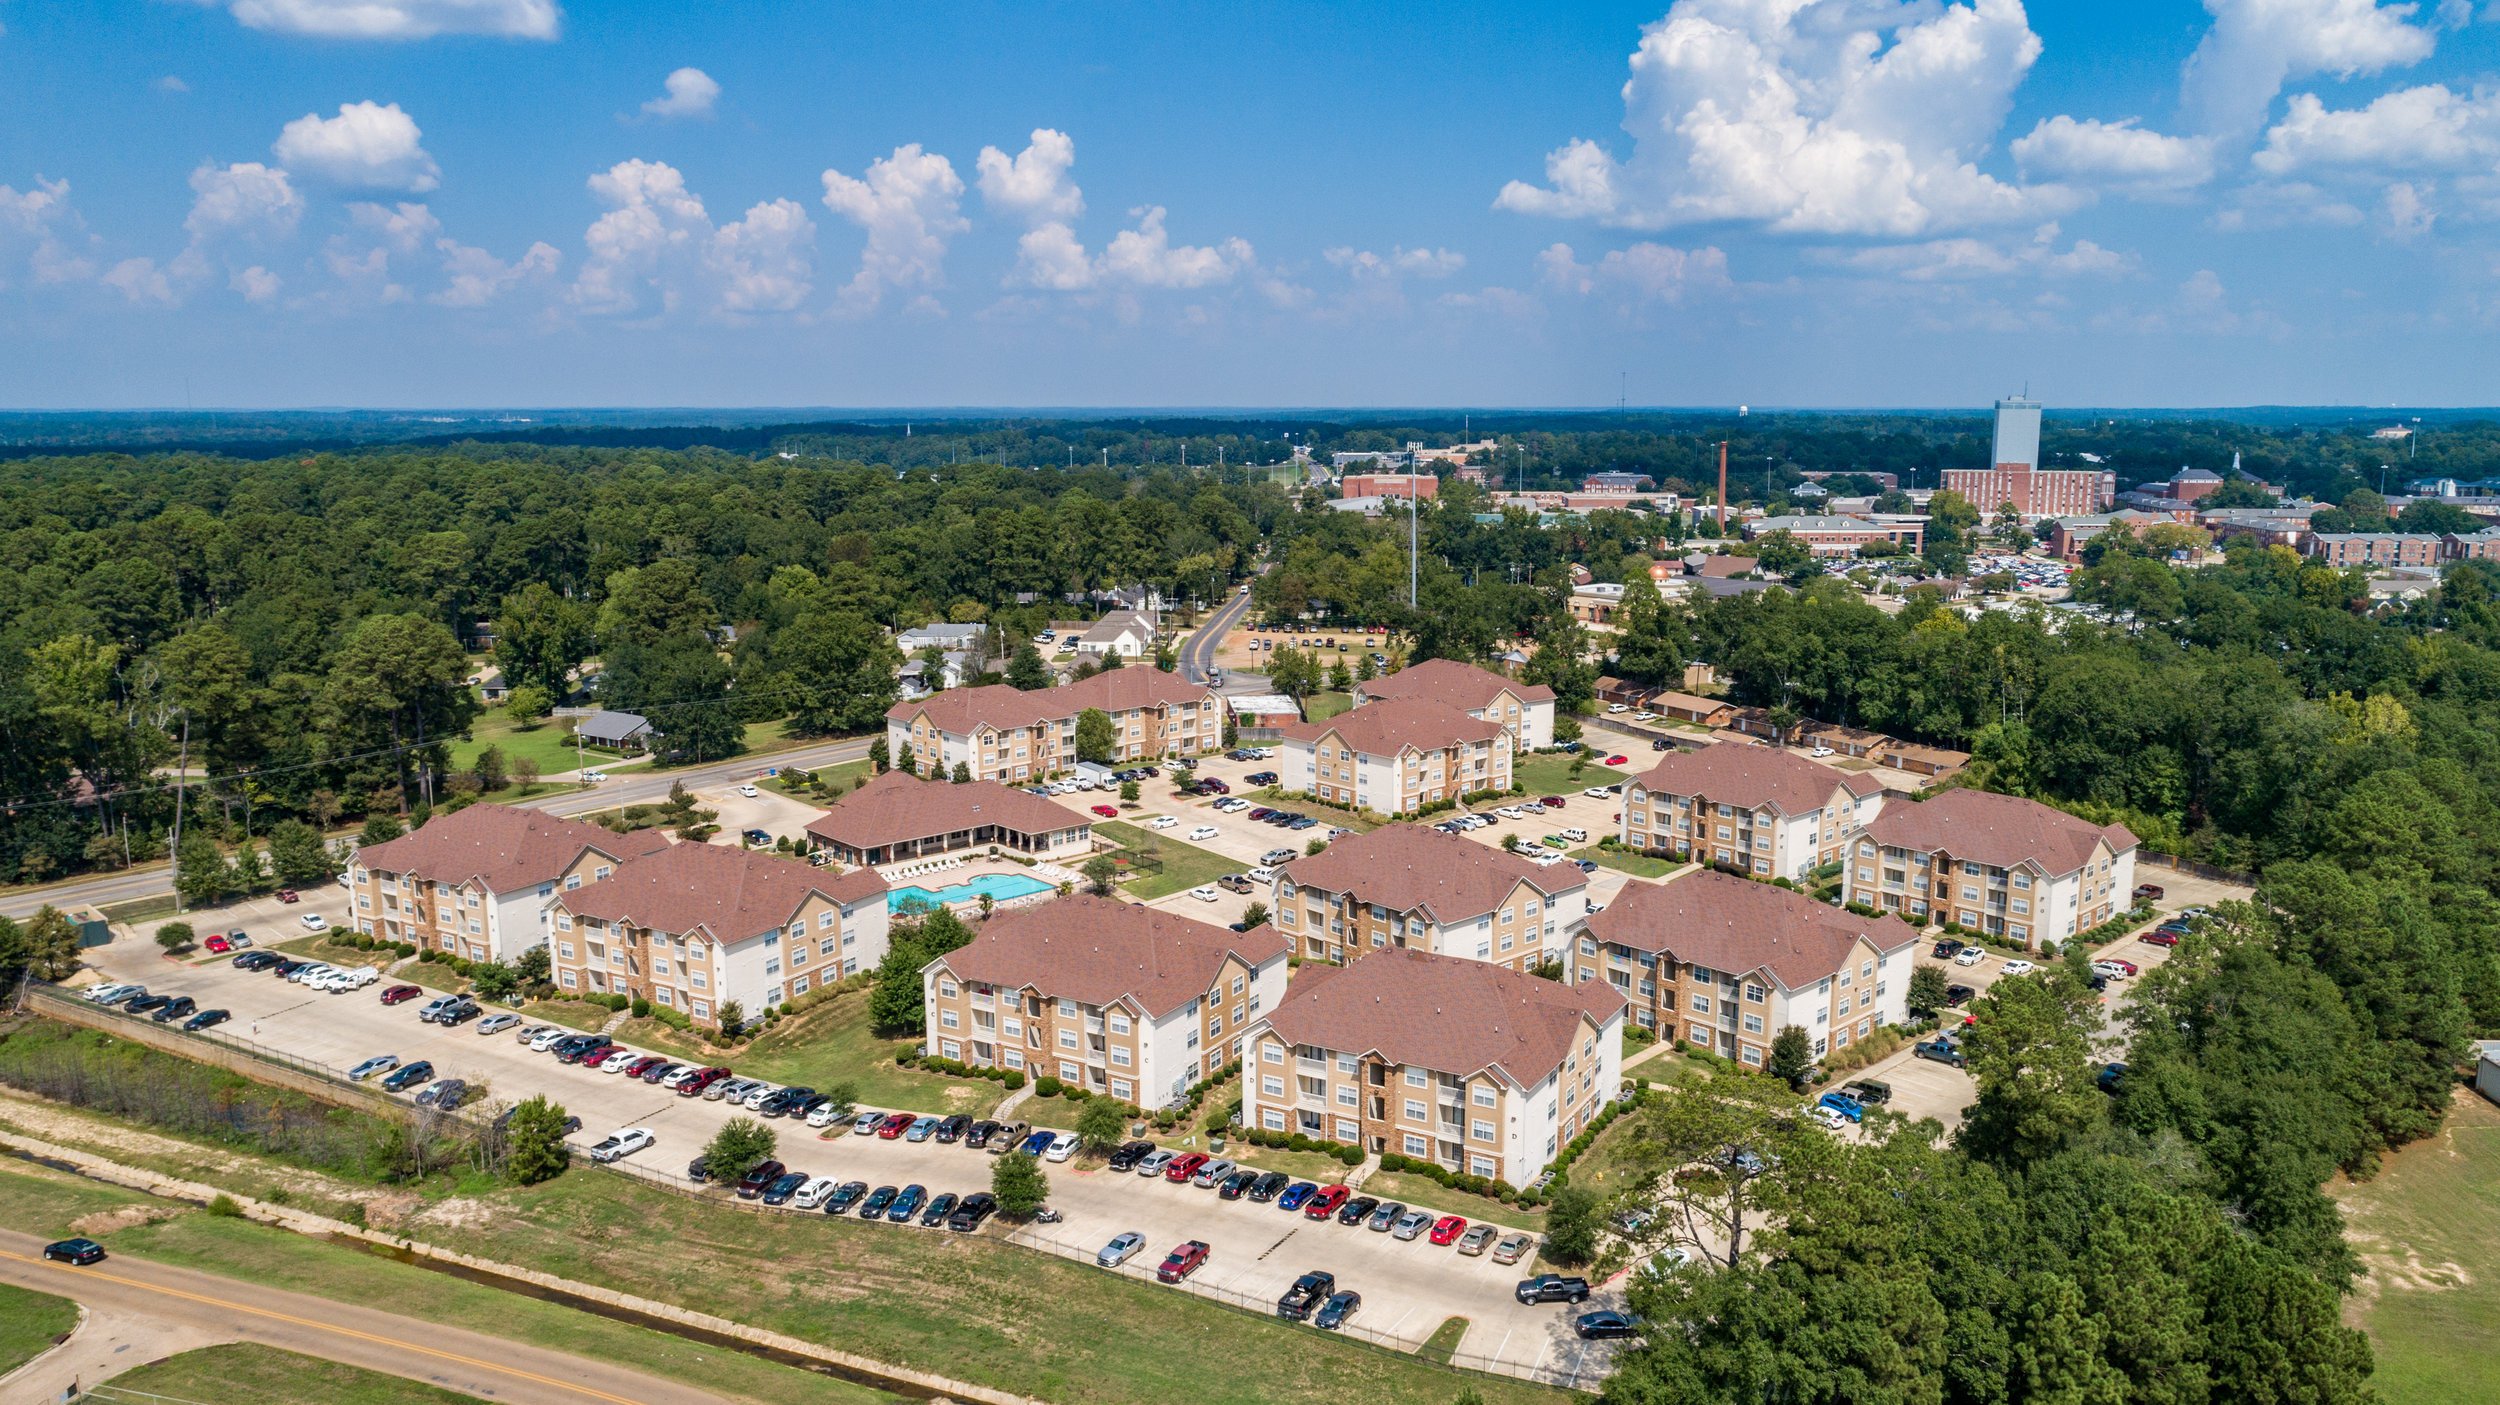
<box><xmin>610</xmin><ymin>985</ymin><xmax>1006</xmax><ymax>1119</ymax></box>
<box><xmin>1514</xmin><ymin>752</ymin><xmax>1604</xmax><ymax>797</ymax></box>
<box><xmin>521</xmin><ymin>998</ymin><xmax>617</xmax><ymax>1033</ymax></box>
<box><xmin>0</xmin><ymin>1167</ymin><xmax>893</xmax><ymax>1405</ymax></box>
<box><xmin>1095</xmin><ymin>819</ymin><xmax>1246</xmax><ymax>900</ymax></box>
<box><xmin>1358</xmin><ymin>1169</ymin><xmax>1545</xmax><ymax>1232</ymax></box>
<box><xmin>1572</xmin><ymin>845</ymin><xmax>1686</xmax><ymax>879</ymax></box>
<box><xmin>2339</xmin><ymin>1088</ymin><xmax>2500</xmax><ymax>1405</ymax></box>
<box><xmin>110</xmin><ymin>1344</ymin><xmax>489</xmax><ymax>1405</ymax></box>
<box><xmin>0</xmin><ymin>1281</ymin><xmax>76</xmax><ymax>1377</ymax></box>
<box><xmin>773</xmin><ymin>757</ymin><xmax>872</xmax><ymax>800</ymax></box>
<box><xmin>1305</xmin><ymin>691</ymin><xmax>1355</xmax><ymax>721</ymax></box>
<box><xmin>448</xmin><ymin>708</ymin><xmax>638</xmax><ymax>780</ymax></box>
<box><xmin>0</xmin><ymin>1143</ymin><xmax>1564</xmax><ymax>1405</ymax></box>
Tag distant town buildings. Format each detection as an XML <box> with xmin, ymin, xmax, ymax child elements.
<box><xmin>1352</xmin><ymin>657</ymin><xmax>1556</xmax><ymax>751</ymax></box>
<box><xmin>1743</xmin><ymin>513</ymin><xmax>1925</xmax><ymax>558</ymax></box>
<box><xmin>1941</xmin><ymin>396</ymin><xmax>2114</xmax><ymax>517</ymax></box>
<box><xmin>1340</xmin><ymin>471</ymin><xmax>1438</xmax><ymax>501</ymax></box>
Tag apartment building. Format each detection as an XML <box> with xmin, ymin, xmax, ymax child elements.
<box><xmin>1742</xmin><ymin>514</ymin><xmax>1924</xmax><ymax>558</ymax></box>
<box><xmin>1578</xmin><ymin>871</ymin><xmax>1920</xmax><ymax>1065</ymax></box>
<box><xmin>1941</xmin><ymin>466</ymin><xmax>2114</xmax><ymax>517</ymax></box>
<box><xmin>547</xmin><ymin>842</ymin><xmax>890</xmax><ymax>1028</ymax></box>
<box><xmin>1340</xmin><ymin>471</ymin><xmax>1438</xmax><ymax>500</ymax></box>
<box><xmin>349</xmin><ymin>803</ymin><xmax>671</xmax><ymax>963</ymax></box>
<box><xmin>1620</xmin><ymin>744</ymin><xmax>1886</xmax><ymax>881</ymax></box>
<box><xmin>1275</xmin><ymin>697</ymin><xmax>1510</xmax><ymax>815</ymax></box>
<box><xmin>2301</xmin><ymin>532</ymin><xmax>2444</xmax><ymax>568</ymax></box>
<box><xmin>1352</xmin><ymin>657</ymin><xmax>1557</xmax><ymax>751</ymax></box>
<box><xmin>920</xmin><ymin>895</ymin><xmax>1288</xmax><ymax>1106</ymax></box>
<box><xmin>886</xmin><ymin>667</ymin><xmax>1224</xmax><ymax>782</ymax></box>
<box><xmin>1273</xmin><ymin>823</ymin><xmax>1585</xmax><ymax>971</ymax></box>
<box><xmin>1847</xmin><ymin>788</ymin><xmax>2137</xmax><ymax>946</ymax></box>
<box><xmin>1239</xmin><ymin>948</ymin><xmax>1625</xmax><ymax>1183</ymax></box>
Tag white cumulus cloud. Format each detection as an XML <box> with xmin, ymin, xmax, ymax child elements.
<box><xmin>2012</xmin><ymin>117</ymin><xmax>2216</xmax><ymax>192</ymax></box>
<box><xmin>434</xmin><ymin>238</ymin><xmax>559</xmax><ymax>306</ymax></box>
<box><xmin>640</xmin><ymin>68</ymin><xmax>720</xmax><ymax>120</ymax></box>
<box><xmin>2180</xmin><ymin>0</ymin><xmax>2436</xmax><ymax>141</ymax></box>
<box><xmin>348</xmin><ymin>200</ymin><xmax>442</xmax><ymax>253</ymax></box>
<box><xmin>1496</xmin><ymin>0</ymin><xmax>2073</xmax><ymax>237</ymax></box>
<box><xmin>572</xmin><ymin>158</ymin><xmax>816</xmax><ymax>317</ymax></box>
<box><xmin>0</xmin><ymin>177</ymin><xmax>97</xmax><ymax>287</ymax></box>
<box><xmin>229</xmin><ymin>265</ymin><xmax>282</xmax><ymax>301</ymax></box>
<box><xmin>819</xmin><ymin>144</ymin><xmax>968</xmax><ymax>311</ymax></box>
<box><xmin>274</xmin><ymin>101</ymin><xmax>440</xmax><ymax>192</ymax></box>
<box><xmin>2254</xmin><ymin>84</ymin><xmax>2500</xmax><ymax>172</ymax></box>
<box><xmin>1815</xmin><ymin>223</ymin><xmax>2134</xmax><ymax>279</ymax></box>
<box><xmin>1326</xmin><ymin>246</ymin><xmax>1466</xmax><ymax>279</ymax></box>
<box><xmin>1098</xmin><ymin>206</ymin><xmax>1252</xmax><ymax>289</ymax></box>
<box><xmin>185</xmin><ymin>162</ymin><xmax>303</xmax><ymax>240</ymax></box>
<box><xmin>199</xmin><ymin>0</ymin><xmax>560</xmax><ymax>40</ymax></box>
<box><xmin>976</xmin><ymin>128</ymin><xmax>1083</xmax><ymax>222</ymax></box>
<box><xmin>1537</xmin><ymin>239</ymin><xmax>1729</xmax><ymax>303</ymax></box>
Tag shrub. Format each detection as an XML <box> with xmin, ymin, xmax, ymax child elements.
<box><xmin>1001</xmin><ymin>1071</ymin><xmax>1025</xmax><ymax>1089</ymax></box>
<box><xmin>1035</xmin><ymin>1075</ymin><xmax>1063</xmax><ymax>1098</ymax></box>
<box><xmin>630</xmin><ymin>998</ymin><xmax>651</xmax><ymax>1019</ymax></box>
<box><xmin>1380</xmin><ymin>1151</ymin><xmax>1409</xmax><ymax>1173</ymax></box>
<box><xmin>1338</xmin><ymin>1144</ymin><xmax>1363</xmax><ymax>1165</ymax></box>
<box><xmin>207</xmin><ymin>1193</ymin><xmax>245</xmax><ymax>1217</ymax></box>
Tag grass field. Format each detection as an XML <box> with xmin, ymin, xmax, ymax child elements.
<box><xmin>1305</xmin><ymin>691</ymin><xmax>1355</xmax><ymax>721</ymax></box>
<box><xmin>1513</xmin><ymin>753</ymin><xmax>1604</xmax><ymax>798</ymax></box>
<box><xmin>0</xmin><ymin>1167</ymin><xmax>895</xmax><ymax>1405</ymax></box>
<box><xmin>0</xmin><ymin>1281</ymin><xmax>76</xmax><ymax>1377</ymax></box>
<box><xmin>1572</xmin><ymin>845</ymin><xmax>1685</xmax><ymax>879</ymax></box>
<box><xmin>607</xmin><ymin>985</ymin><xmax>1005</xmax><ymax>1119</ymax></box>
<box><xmin>2338</xmin><ymin>1086</ymin><xmax>2500</xmax><ymax>1405</ymax></box>
<box><xmin>109</xmin><ymin>1344</ymin><xmax>490</xmax><ymax>1405</ymax></box>
<box><xmin>521</xmin><ymin>998</ymin><xmax>617</xmax><ymax>1033</ymax></box>
<box><xmin>448</xmin><ymin>709</ymin><xmax>637</xmax><ymax>780</ymax></box>
<box><xmin>1094</xmin><ymin>819</ymin><xmax>1244</xmax><ymax>900</ymax></box>
<box><xmin>0</xmin><ymin>1129</ymin><xmax>1564</xmax><ymax>1405</ymax></box>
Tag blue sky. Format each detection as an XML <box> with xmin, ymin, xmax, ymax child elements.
<box><xmin>3</xmin><ymin>0</ymin><xmax>2498</xmax><ymax>409</ymax></box>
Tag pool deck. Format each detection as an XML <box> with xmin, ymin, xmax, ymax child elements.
<box><xmin>877</xmin><ymin>857</ymin><xmax>1070</xmax><ymax>916</ymax></box>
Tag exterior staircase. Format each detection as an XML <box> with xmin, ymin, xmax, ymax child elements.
<box><xmin>1344</xmin><ymin>1152</ymin><xmax>1382</xmax><ymax>1190</ymax></box>
<box><xmin>598</xmin><ymin>1005</ymin><xmax>634</xmax><ymax>1035</ymax></box>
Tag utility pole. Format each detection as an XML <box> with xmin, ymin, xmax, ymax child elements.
<box><xmin>1409</xmin><ymin>488</ymin><xmax>1419</xmax><ymax>610</ymax></box>
<box><xmin>169</xmin><ymin>712</ymin><xmax>190</xmax><ymax>915</ymax></box>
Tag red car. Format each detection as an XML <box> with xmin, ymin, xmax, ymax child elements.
<box><xmin>1165</xmin><ymin>1152</ymin><xmax>1210</xmax><ymax>1183</ymax></box>
<box><xmin>274</xmin><ymin>889</ymin><xmax>299</xmax><ymax>903</ymax></box>
<box><xmin>1540</xmin><ymin>796</ymin><xmax>1567</xmax><ymax>808</ymax></box>
<box><xmin>2140</xmin><ymin>930</ymin><xmax>2180</xmax><ymax>947</ymax></box>
<box><xmin>2100</xmin><ymin>958</ymin><xmax>2140</xmax><ymax>977</ymax></box>
<box><xmin>620</xmin><ymin>1056</ymin><xmax>667</xmax><ymax>1079</ymax></box>
<box><xmin>379</xmin><ymin>984</ymin><xmax>422</xmax><ymax>1004</ymax></box>
<box><xmin>1303</xmin><ymin>1184</ymin><xmax>1350</xmax><ymax>1219</ymax></box>
<box><xmin>678</xmin><ymin>1067</ymin><xmax>731</xmax><ymax>1096</ymax></box>
<box><xmin>1603</xmin><ymin>755</ymin><xmax>1629</xmax><ymax>766</ymax></box>
<box><xmin>876</xmin><ymin>1112</ymin><xmax>914</xmax><ymax>1138</ymax></box>
<box><xmin>1091</xmin><ymin>804</ymin><xmax>1119</xmax><ymax>818</ymax></box>
<box><xmin>1429</xmin><ymin>1214</ymin><xmax>1468</xmax><ymax>1245</ymax></box>
<box><xmin>1156</xmin><ymin>1240</ymin><xmax>1210</xmax><ymax>1283</ymax></box>
<box><xmin>204</xmin><ymin>933</ymin><xmax>232</xmax><ymax>954</ymax></box>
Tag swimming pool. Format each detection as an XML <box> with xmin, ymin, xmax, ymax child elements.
<box><xmin>888</xmin><ymin>872</ymin><xmax>1054</xmax><ymax>911</ymax></box>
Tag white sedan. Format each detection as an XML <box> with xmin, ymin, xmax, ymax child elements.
<box><xmin>737</xmin><ymin>783</ymin><xmax>759</xmax><ymax>797</ymax></box>
<box><xmin>1952</xmin><ymin>946</ymin><xmax>1986</xmax><ymax>967</ymax></box>
<box><xmin>2001</xmin><ymin>959</ymin><xmax>2037</xmax><ymax>977</ymax></box>
<box><xmin>1188</xmin><ymin>886</ymin><xmax>1220</xmax><ymax>903</ymax></box>
<box><xmin>588</xmin><ymin>1127</ymin><xmax>654</xmax><ymax>1163</ymax></box>
<box><xmin>1149</xmin><ymin>816</ymin><xmax>1179</xmax><ymax>829</ymax></box>
<box><xmin>298</xmin><ymin>913</ymin><xmax>328</xmax><ymax>931</ymax></box>
<box><xmin>1045</xmin><ymin>1131</ymin><xmax>1080</xmax><ymax>1162</ymax></box>
<box><xmin>1583</xmin><ymin>786</ymin><xmax>1613</xmax><ymax>799</ymax></box>
<box><xmin>1188</xmin><ymin>826</ymin><xmax>1220</xmax><ymax>841</ymax></box>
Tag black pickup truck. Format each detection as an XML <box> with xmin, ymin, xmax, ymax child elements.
<box><xmin>1516</xmin><ymin>1274</ymin><xmax>1593</xmax><ymax>1305</ymax></box>
<box><xmin>1278</xmin><ymin>1270</ymin><xmax>1337</xmax><ymax>1321</ymax></box>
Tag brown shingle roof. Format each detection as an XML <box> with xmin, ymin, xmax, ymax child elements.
<box><xmin>1632</xmin><ymin>742</ymin><xmax>1882</xmax><ymax>812</ymax></box>
<box><xmin>557</xmin><ymin>843</ymin><xmax>886</xmax><ymax>943</ymax></box>
<box><xmin>884</xmin><ymin>667</ymin><xmax>1211</xmax><ymax>733</ymax></box>
<box><xmin>932</xmin><ymin>894</ymin><xmax>1287</xmax><ymax>1020</ymax></box>
<box><xmin>805</xmin><ymin>770</ymin><xmax>1083</xmax><ymax>850</ymax></box>
<box><xmin>1861</xmin><ymin>787</ymin><xmax>2134</xmax><ymax>876</ymax></box>
<box><xmin>1275</xmin><ymin>696</ymin><xmax>1505</xmax><ymax>756</ymax></box>
<box><xmin>1357</xmin><ymin>658</ymin><xmax>1555</xmax><ymax>711</ymax></box>
<box><xmin>1279</xmin><ymin>823</ymin><xmax>1579</xmax><ymax>922</ymax></box>
<box><xmin>356</xmin><ymin>803</ymin><xmax>671</xmax><ymax>893</ymax></box>
<box><xmin>1258</xmin><ymin>947</ymin><xmax>1624</xmax><ymax>1087</ymax></box>
<box><xmin>1583</xmin><ymin>870</ymin><xmax>1919</xmax><ymax>986</ymax></box>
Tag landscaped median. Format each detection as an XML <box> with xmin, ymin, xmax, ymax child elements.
<box><xmin>1091</xmin><ymin>818</ymin><xmax>1245</xmax><ymax>900</ymax></box>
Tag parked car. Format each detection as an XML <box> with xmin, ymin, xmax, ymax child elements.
<box><xmin>2140</xmin><ymin>929</ymin><xmax>2181</xmax><ymax>947</ymax></box>
<box><xmin>348</xmin><ymin>1054</ymin><xmax>400</xmax><ymax>1080</ymax></box>
<box><xmin>987</xmin><ymin>1120</ymin><xmax>1031</xmax><ymax>1154</ymax></box>
<box><xmin>1045</xmin><ymin>1131</ymin><xmax>1080</xmax><ymax>1162</ymax></box>
<box><xmin>1575</xmin><ymin>1310</ymin><xmax>1640</xmax><ymax>1340</ymax></box>
<box><xmin>1098</xmin><ymin>1231</ymin><xmax>1147</xmax><ymax>1268</ymax></box>
<box><xmin>1219</xmin><ymin>1169</ymin><xmax>1260</xmax><ymax>1199</ymax></box>
<box><xmin>792</xmin><ymin>1176</ymin><xmax>840</xmax><ymax>1210</ymax></box>
<box><xmin>1247</xmin><ymin>1170</ymin><xmax>1290</xmax><ymax>1202</ymax></box>
<box><xmin>947</xmin><ymin>1192</ymin><xmax>998</xmax><ymax>1232</ymax></box>
<box><xmin>963</xmin><ymin>1119</ymin><xmax>1002</xmax><ymax>1149</ymax></box>
<box><xmin>931</xmin><ymin>1114</ymin><xmax>973</xmax><ymax>1143</ymax></box>
<box><xmin>887</xmin><ymin>1184</ymin><xmax>928</xmax><ymax>1222</ymax></box>
<box><xmin>181</xmin><ymin>1008</ymin><xmax>231</xmax><ymax>1032</ymax></box>
<box><xmin>2131</xmin><ymin>883</ymin><xmax>2165</xmax><ymax>902</ymax></box>
<box><xmin>150</xmin><ymin>996</ymin><xmax>198</xmax><ymax>1023</ymax></box>
<box><xmin>1106</xmin><ymin>1140</ymin><xmax>1156</xmax><ymax>1171</ymax></box>
<box><xmin>874</xmin><ymin>1110</ymin><xmax>916</xmax><ymax>1136</ymax></box>
<box><xmin>1164</xmin><ymin>1152</ymin><xmax>1210</xmax><ymax>1183</ymax></box>
<box><xmin>1303</xmin><ymin>1185</ymin><xmax>1350</xmax><ymax>1219</ymax></box>
<box><xmin>2001</xmin><ymin>959</ymin><xmax>2037</xmax><ymax>977</ymax></box>
<box><xmin>1277</xmin><ymin>1181</ymin><xmax>1319</xmax><ymax>1211</ymax></box>
<box><xmin>1392</xmin><ymin>1208</ymin><xmax>1434</xmax><ymax>1240</ymax></box>
<box><xmin>1314</xmin><ymin>1291</ymin><xmax>1363</xmax><ymax>1331</ymax></box>
<box><xmin>1817</xmin><ymin>1091</ymin><xmax>1865</xmax><ymax>1123</ymax></box>
<box><xmin>1277</xmin><ymin>1270</ymin><xmax>1336</xmax><ymax>1320</ymax></box>
<box><xmin>1019</xmin><ymin>1129</ymin><xmax>1057</xmax><ymax>1157</ymax></box>
<box><xmin>414</xmin><ymin>1079</ymin><xmax>468</xmax><ymax>1109</ymax></box>
<box><xmin>1516</xmin><ymin>1274</ymin><xmax>1592</xmax><ymax>1304</ymax></box>
<box><xmin>1429</xmin><ymin>1214</ymin><xmax>1469</xmax><ymax>1245</ymax></box>
<box><xmin>1458</xmin><ymin>1223</ymin><xmax>1500</xmax><ymax>1256</ymax></box>
<box><xmin>1952</xmin><ymin>946</ymin><xmax>1985</xmax><ymax>967</ymax></box>
<box><xmin>1492</xmin><ymin>1233</ymin><xmax>1535</xmax><ymax>1265</ymax></box>
<box><xmin>1842</xmin><ymin>1079</ymin><xmax>1892</xmax><ymax>1105</ymax></box>
<box><xmin>859</xmin><ymin>1186</ymin><xmax>901</xmax><ymax>1218</ymax></box>
<box><xmin>589</xmin><ymin>1128</ymin><xmax>655</xmax><ymax>1163</ymax></box>
<box><xmin>1335</xmin><ymin>1194</ymin><xmax>1380</xmax><ymax>1226</ymax></box>
<box><xmin>1913</xmin><ymin>1037</ymin><xmax>1966</xmax><ymax>1067</ymax></box>
<box><xmin>1932</xmin><ymin>938</ymin><xmax>1965</xmax><ymax>958</ymax></box>
<box><xmin>380</xmin><ymin>1061</ymin><xmax>436</xmax><ymax>1093</ymax></box>
<box><xmin>907</xmin><ymin>1116</ymin><xmax>943</xmax><ymax>1142</ymax></box>
<box><xmin>298</xmin><ymin>913</ymin><xmax>328</xmax><ymax>931</ymax></box>
<box><xmin>1366</xmin><ymin>1200</ymin><xmax>1406</xmax><ymax>1231</ymax></box>
<box><xmin>823</xmin><ymin>1181</ymin><xmax>870</xmax><ymax>1215</ymax></box>
<box><xmin>2097</xmin><ymin>1062</ymin><xmax>2128</xmax><ymax>1093</ymax></box>
<box><xmin>1189</xmin><ymin>1156</ymin><xmax>1236</xmax><ymax>1187</ymax></box>
<box><xmin>1156</xmin><ymin>1240</ymin><xmax>1210</xmax><ymax>1283</ymax></box>
<box><xmin>1188</xmin><ymin>826</ymin><xmax>1220</xmax><ymax>841</ymax></box>
<box><xmin>379</xmin><ymin>984</ymin><xmax>424</xmax><ymax>1006</ymax></box>
<box><xmin>417</xmin><ymin>994</ymin><xmax>478</xmax><ymax>1024</ymax></box>
<box><xmin>920</xmin><ymin>1192</ymin><xmax>960</xmax><ymax>1227</ymax></box>
<box><xmin>734</xmin><ymin>1159</ymin><xmax>789</xmax><ymax>1198</ymax></box>
<box><xmin>1944</xmin><ymin>984</ymin><xmax>1976</xmax><ymax>1006</ymax></box>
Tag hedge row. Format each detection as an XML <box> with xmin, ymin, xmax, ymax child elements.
<box><xmin>1375</xmin><ymin>1151</ymin><xmax>1527</xmax><ymax>1205</ymax></box>
<box><xmin>1542</xmin><ymin>1091</ymin><xmax>1636</xmax><ymax>1192</ymax></box>
<box><xmin>1236</xmin><ymin>1127</ymin><xmax>1365</xmax><ymax>1165</ymax></box>
<box><xmin>905</xmin><ymin>1053</ymin><xmax>1028</xmax><ymax>1091</ymax></box>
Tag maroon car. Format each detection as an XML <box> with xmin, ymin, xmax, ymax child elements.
<box><xmin>379</xmin><ymin>984</ymin><xmax>423</xmax><ymax>1005</ymax></box>
<box><xmin>876</xmin><ymin>1112</ymin><xmax>914</xmax><ymax>1138</ymax></box>
<box><xmin>678</xmin><ymin>1067</ymin><xmax>732</xmax><ymax>1096</ymax></box>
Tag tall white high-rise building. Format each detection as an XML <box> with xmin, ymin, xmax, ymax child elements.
<box><xmin>1991</xmin><ymin>395</ymin><xmax>2042</xmax><ymax>472</ymax></box>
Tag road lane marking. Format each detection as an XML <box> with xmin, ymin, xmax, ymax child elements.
<box><xmin>5</xmin><ymin>1250</ymin><xmax>662</xmax><ymax>1405</ymax></box>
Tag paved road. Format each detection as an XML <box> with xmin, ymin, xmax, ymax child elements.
<box><xmin>0</xmin><ymin>739</ymin><xmax>872</xmax><ymax>922</ymax></box>
<box><xmin>0</xmin><ymin>1228</ymin><xmax>730</xmax><ymax>1405</ymax></box>
<box><xmin>1177</xmin><ymin>587</ymin><xmax>1254</xmax><ymax>685</ymax></box>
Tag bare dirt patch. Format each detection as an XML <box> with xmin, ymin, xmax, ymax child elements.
<box><xmin>70</xmin><ymin>1204</ymin><xmax>180</xmax><ymax>1237</ymax></box>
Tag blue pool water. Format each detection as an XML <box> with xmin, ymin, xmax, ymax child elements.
<box><xmin>888</xmin><ymin>872</ymin><xmax>1053</xmax><ymax>911</ymax></box>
